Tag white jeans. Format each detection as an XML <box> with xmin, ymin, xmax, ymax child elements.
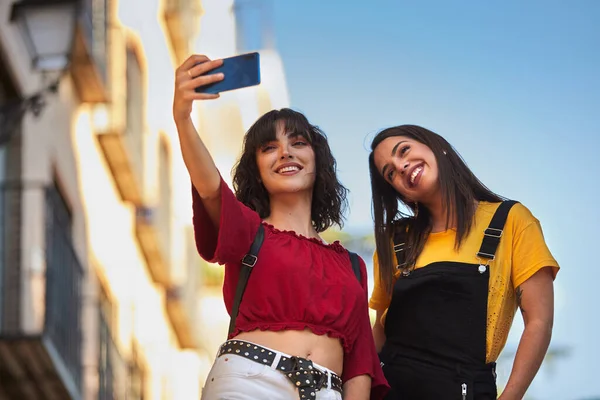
<box><xmin>201</xmin><ymin>342</ymin><xmax>342</xmax><ymax>400</ymax></box>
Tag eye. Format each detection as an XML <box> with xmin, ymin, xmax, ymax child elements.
<box><xmin>387</xmin><ymin>169</ymin><xmax>395</xmax><ymax>181</ymax></box>
<box><xmin>261</xmin><ymin>144</ymin><xmax>276</xmax><ymax>152</ymax></box>
<box><xmin>399</xmin><ymin>145</ymin><xmax>410</xmax><ymax>156</ymax></box>
<box><xmin>292</xmin><ymin>140</ymin><xmax>308</xmax><ymax>147</ymax></box>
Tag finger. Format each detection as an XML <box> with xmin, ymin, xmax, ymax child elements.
<box><xmin>178</xmin><ymin>54</ymin><xmax>210</xmax><ymax>73</ymax></box>
<box><xmin>183</xmin><ymin>92</ymin><xmax>220</xmax><ymax>101</ymax></box>
<box><xmin>188</xmin><ymin>59</ymin><xmax>224</xmax><ymax>78</ymax></box>
<box><xmin>182</xmin><ymin>72</ymin><xmax>224</xmax><ymax>90</ymax></box>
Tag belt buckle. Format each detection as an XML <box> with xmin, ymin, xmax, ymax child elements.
<box><xmin>289</xmin><ymin>356</ymin><xmax>302</xmax><ymax>371</ymax></box>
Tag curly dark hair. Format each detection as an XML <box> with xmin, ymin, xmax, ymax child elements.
<box><xmin>232</xmin><ymin>108</ymin><xmax>348</xmax><ymax>233</ymax></box>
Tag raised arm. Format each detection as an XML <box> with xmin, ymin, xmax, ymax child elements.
<box><xmin>173</xmin><ymin>54</ymin><xmax>225</xmax><ymax>228</ymax></box>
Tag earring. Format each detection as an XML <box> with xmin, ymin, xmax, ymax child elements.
<box><xmin>443</xmin><ymin>150</ymin><xmax>447</xmax><ymax>155</ymax></box>
<box><xmin>414</xmin><ymin>201</ymin><xmax>419</xmax><ymax>218</ymax></box>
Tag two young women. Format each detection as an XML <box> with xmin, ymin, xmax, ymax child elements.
<box><xmin>175</xmin><ymin>55</ymin><xmax>558</xmax><ymax>400</ymax></box>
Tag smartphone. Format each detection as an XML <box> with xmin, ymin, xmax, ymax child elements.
<box><xmin>195</xmin><ymin>52</ymin><xmax>261</xmax><ymax>94</ymax></box>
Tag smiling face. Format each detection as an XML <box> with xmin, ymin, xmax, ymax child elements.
<box><xmin>255</xmin><ymin>120</ymin><xmax>316</xmax><ymax>196</ymax></box>
<box><xmin>233</xmin><ymin>108</ymin><xmax>348</xmax><ymax>231</ymax></box>
<box><xmin>373</xmin><ymin>135</ymin><xmax>440</xmax><ymax>203</ymax></box>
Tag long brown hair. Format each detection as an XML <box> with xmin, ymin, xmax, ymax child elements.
<box><xmin>233</xmin><ymin>108</ymin><xmax>348</xmax><ymax>233</ymax></box>
<box><xmin>369</xmin><ymin>125</ymin><xmax>504</xmax><ymax>295</ymax></box>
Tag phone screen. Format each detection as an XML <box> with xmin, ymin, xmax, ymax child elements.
<box><xmin>195</xmin><ymin>52</ymin><xmax>261</xmax><ymax>94</ymax></box>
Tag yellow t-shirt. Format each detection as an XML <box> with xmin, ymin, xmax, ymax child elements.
<box><xmin>369</xmin><ymin>202</ymin><xmax>559</xmax><ymax>363</ymax></box>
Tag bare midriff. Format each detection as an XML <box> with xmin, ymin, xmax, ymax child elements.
<box><xmin>234</xmin><ymin>328</ymin><xmax>344</xmax><ymax>376</ymax></box>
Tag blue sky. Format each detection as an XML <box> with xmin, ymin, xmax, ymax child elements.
<box><xmin>268</xmin><ymin>1</ymin><xmax>599</xmax><ymax>399</ymax></box>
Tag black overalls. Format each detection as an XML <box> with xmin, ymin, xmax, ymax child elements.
<box><xmin>380</xmin><ymin>201</ymin><xmax>517</xmax><ymax>400</ymax></box>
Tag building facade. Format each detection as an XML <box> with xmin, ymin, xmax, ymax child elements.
<box><xmin>0</xmin><ymin>0</ymin><xmax>289</xmax><ymax>398</ymax></box>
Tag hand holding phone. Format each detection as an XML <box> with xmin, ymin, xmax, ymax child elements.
<box><xmin>194</xmin><ymin>52</ymin><xmax>261</xmax><ymax>94</ymax></box>
<box><xmin>173</xmin><ymin>54</ymin><xmax>225</xmax><ymax>121</ymax></box>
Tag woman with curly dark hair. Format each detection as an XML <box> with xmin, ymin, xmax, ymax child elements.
<box><xmin>173</xmin><ymin>54</ymin><xmax>388</xmax><ymax>400</ymax></box>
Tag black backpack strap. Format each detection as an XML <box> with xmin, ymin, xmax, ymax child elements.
<box><xmin>228</xmin><ymin>224</ymin><xmax>265</xmax><ymax>336</ymax></box>
<box><xmin>348</xmin><ymin>251</ymin><xmax>362</xmax><ymax>284</ymax></box>
<box><xmin>476</xmin><ymin>200</ymin><xmax>519</xmax><ymax>262</ymax></box>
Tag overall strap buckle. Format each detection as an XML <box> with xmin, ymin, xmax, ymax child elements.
<box><xmin>475</xmin><ymin>201</ymin><xmax>519</xmax><ymax>269</ymax></box>
<box><xmin>392</xmin><ymin>220</ymin><xmax>416</xmax><ymax>276</ymax></box>
<box><xmin>393</xmin><ymin>242</ymin><xmax>407</xmax><ymax>270</ymax></box>
<box><xmin>484</xmin><ymin>228</ymin><xmax>503</xmax><ymax>239</ymax></box>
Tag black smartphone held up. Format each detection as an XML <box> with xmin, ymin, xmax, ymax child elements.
<box><xmin>194</xmin><ymin>52</ymin><xmax>261</xmax><ymax>95</ymax></box>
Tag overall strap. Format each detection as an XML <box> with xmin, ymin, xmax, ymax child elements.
<box><xmin>228</xmin><ymin>224</ymin><xmax>265</xmax><ymax>336</ymax></box>
<box><xmin>393</xmin><ymin>222</ymin><xmax>409</xmax><ymax>270</ymax></box>
<box><xmin>348</xmin><ymin>251</ymin><xmax>362</xmax><ymax>284</ymax></box>
<box><xmin>476</xmin><ymin>200</ymin><xmax>519</xmax><ymax>262</ymax></box>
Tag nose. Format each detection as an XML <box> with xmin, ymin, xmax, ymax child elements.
<box><xmin>394</xmin><ymin>159</ymin><xmax>410</xmax><ymax>175</ymax></box>
<box><xmin>279</xmin><ymin>146</ymin><xmax>292</xmax><ymax>159</ymax></box>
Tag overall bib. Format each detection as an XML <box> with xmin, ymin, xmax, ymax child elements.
<box><xmin>380</xmin><ymin>201</ymin><xmax>517</xmax><ymax>400</ymax></box>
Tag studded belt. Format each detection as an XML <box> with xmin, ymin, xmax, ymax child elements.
<box><xmin>218</xmin><ymin>340</ymin><xmax>343</xmax><ymax>399</ymax></box>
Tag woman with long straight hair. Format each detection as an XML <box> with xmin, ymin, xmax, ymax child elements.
<box><xmin>368</xmin><ymin>125</ymin><xmax>558</xmax><ymax>399</ymax></box>
<box><xmin>173</xmin><ymin>54</ymin><xmax>388</xmax><ymax>400</ymax></box>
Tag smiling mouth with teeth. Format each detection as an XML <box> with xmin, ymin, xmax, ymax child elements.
<box><xmin>278</xmin><ymin>166</ymin><xmax>301</xmax><ymax>173</ymax></box>
<box><xmin>410</xmin><ymin>166</ymin><xmax>423</xmax><ymax>184</ymax></box>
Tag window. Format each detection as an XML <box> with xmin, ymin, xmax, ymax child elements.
<box><xmin>46</xmin><ymin>182</ymin><xmax>72</xmax><ymax>240</ymax></box>
<box><xmin>45</xmin><ymin>181</ymin><xmax>83</xmax><ymax>390</ymax></box>
<box><xmin>0</xmin><ymin>60</ymin><xmax>21</xmax><ymax>325</ymax></box>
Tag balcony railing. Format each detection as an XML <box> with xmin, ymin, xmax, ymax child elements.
<box><xmin>0</xmin><ymin>183</ymin><xmax>83</xmax><ymax>399</ymax></box>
